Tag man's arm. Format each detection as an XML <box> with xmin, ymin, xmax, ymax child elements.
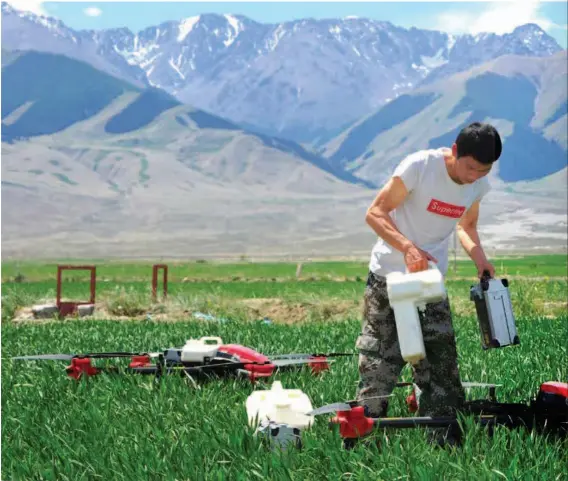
<box><xmin>456</xmin><ymin>200</ymin><xmax>495</xmax><ymax>277</ymax></box>
<box><xmin>365</xmin><ymin>177</ymin><xmax>412</xmax><ymax>253</ymax></box>
<box><xmin>366</xmin><ymin>177</ymin><xmax>437</xmax><ymax>271</ymax></box>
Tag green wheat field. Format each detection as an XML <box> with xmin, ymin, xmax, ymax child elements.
<box><xmin>2</xmin><ymin>255</ymin><xmax>567</xmax><ymax>480</ymax></box>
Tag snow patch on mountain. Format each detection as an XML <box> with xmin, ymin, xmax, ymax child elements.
<box><xmin>178</xmin><ymin>16</ymin><xmax>200</xmax><ymax>42</ymax></box>
<box><xmin>267</xmin><ymin>24</ymin><xmax>286</xmax><ymax>51</ymax></box>
<box><xmin>223</xmin><ymin>14</ymin><xmax>243</xmax><ymax>46</ymax></box>
<box><xmin>168</xmin><ymin>57</ymin><xmax>185</xmax><ymax>79</ymax></box>
<box><xmin>421</xmin><ymin>48</ymin><xmax>448</xmax><ymax>70</ymax></box>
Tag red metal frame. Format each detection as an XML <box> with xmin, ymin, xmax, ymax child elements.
<box><xmin>152</xmin><ymin>264</ymin><xmax>168</xmax><ymax>301</ymax></box>
<box><xmin>56</xmin><ymin>265</ymin><xmax>96</xmax><ymax>317</ymax></box>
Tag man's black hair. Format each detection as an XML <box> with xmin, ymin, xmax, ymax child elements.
<box><xmin>455</xmin><ymin>122</ymin><xmax>502</xmax><ymax>165</ymax></box>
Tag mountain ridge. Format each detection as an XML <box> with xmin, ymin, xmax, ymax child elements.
<box><xmin>1</xmin><ymin>49</ymin><xmax>374</xmax><ymax>188</ymax></box>
<box><xmin>1</xmin><ymin>3</ymin><xmax>566</xmax><ymax>258</ymax></box>
<box><xmin>2</xmin><ymin>1</ymin><xmax>562</xmax><ymax>143</ymax></box>
<box><xmin>322</xmin><ymin>50</ymin><xmax>567</xmax><ymax>186</ymax></box>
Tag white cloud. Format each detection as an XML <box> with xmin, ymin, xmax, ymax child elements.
<box><xmin>435</xmin><ymin>0</ymin><xmax>558</xmax><ymax>36</ymax></box>
<box><xmin>84</xmin><ymin>6</ymin><xmax>102</xmax><ymax>17</ymax></box>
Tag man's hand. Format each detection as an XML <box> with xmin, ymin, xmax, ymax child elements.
<box><xmin>403</xmin><ymin>244</ymin><xmax>438</xmax><ymax>273</ymax></box>
<box><xmin>475</xmin><ymin>260</ymin><xmax>495</xmax><ymax>279</ymax></box>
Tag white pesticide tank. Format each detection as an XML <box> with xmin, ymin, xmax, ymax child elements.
<box><xmin>246</xmin><ymin>381</ymin><xmax>314</xmax><ymax>430</ymax></box>
<box><xmin>386</xmin><ymin>263</ymin><xmax>447</xmax><ymax>365</ymax></box>
<box><xmin>180</xmin><ymin>336</ymin><xmax>223</xmax><ymax>363</ymax></box>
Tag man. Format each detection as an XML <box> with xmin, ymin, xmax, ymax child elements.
<box><xmin>355</xmin><ymin>122</ymin><xmax>501</xmax><ymax>447</ymax></box>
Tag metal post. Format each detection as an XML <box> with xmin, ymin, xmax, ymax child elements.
<box><xmin>90</xmin><ymin>268</ymin><xmax>97</xmax><ymax>304</ymax></box>
<box><xmin>56</xmin><ymin>266</ymin><xmax>63</xmax><ymax>308</ymax></box>
<box><xmin>152</xmin><ymin>264</ymin><xmax>168</xmax><ymax>301</ymax></box>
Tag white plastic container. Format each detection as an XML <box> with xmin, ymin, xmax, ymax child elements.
<box><xmin>180</xmin><ymin>336</ymin><xmax>223</xmax><ymax>363</ymax></box>
<box><xmin>386</xmin><ymin>263</ymin><xmax>447</xmax><ymax>365</ymax></box>
<box><xmin>246</xmin><ymin>381</ymin><xmax>314</xmax><ymax>430</ymax></box>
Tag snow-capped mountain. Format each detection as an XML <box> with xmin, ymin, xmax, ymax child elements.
<box><xmin>0</xmin><ymin>2</ymin><xmax>148</xmax><ymax>87</ymax></box>
<box><xmin>419</xmin><ymin>23</ymin><xmax>561</xmax><ymax>86</ymax></box>
<box><xmin>1</xmin><ymin>1</ymin><xmax>563</xmax><ymax>143</ymax></box>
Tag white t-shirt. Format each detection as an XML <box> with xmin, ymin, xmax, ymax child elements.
<box><xmin>369</xmin><ymin>148</ymin><xmax>491</xmax><ymax>277</ymax></box>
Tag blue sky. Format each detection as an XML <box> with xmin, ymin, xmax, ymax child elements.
<box><xmin>8</xmin><ymin>1</ymin><xmax>568</xmax><ymax>47</ymax></box>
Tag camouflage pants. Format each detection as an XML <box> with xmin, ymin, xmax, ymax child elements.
<box><xmin>355</xmin><ymin>271</ymin><xmax>465</xmax><ymax>419</ymax></box>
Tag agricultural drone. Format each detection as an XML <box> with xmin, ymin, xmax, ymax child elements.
<box><xmin>11</xmin><ymin>336</ymin><xmax>354</xmax><ymax>383</ymax></box>
<box><xmin>247</xmin><ymin>380</ymin><xmax>568</xmax><ymax>450</ymax></box>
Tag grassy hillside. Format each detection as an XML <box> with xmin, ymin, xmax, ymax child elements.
<box><xmin>329</xmin><ymin>93</ymin><xmax>440</xmax><ymax>166</ymax></box>
<box><xmin>0</xmin><ymin>52</ymin><xmax>379</xmax><ymax>260</ymax></box>
<box><xmin>1</xmin><ymin>49</ymin><xmax>369</xmax><ymax>187</ymax></box>
<box><xmin>105</xmin><ymin>88</ymin><xmax>181</xmax><ymax>134</ymax></box>
<box><xmin>427</xmin><ymin>71</ymin><xmax>566</xmax><ymax>182</ymax></box>
<box><xmin>1</xmin><ymin>51</ymin><xmax>140</xmax><ymax>141</ymax></box>
<box><xmin>324</xmin><ymin>52</ymin><xmax>567</xmax><ymax>186</ymax></box>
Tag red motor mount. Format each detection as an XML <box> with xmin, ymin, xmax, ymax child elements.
<box><xmin>219</xmin><ymin>344</ymin><xmax>275</xmax><ymax>381</ymax></box>
<box><xmin>66</xmin><ymin>355</ymin><xmax>153</xmax><ymax>379</ymax></box>
<box><xmin>65</xmin><ymin>358</ymin><xmax>100</xmax><ymax>379</ymax></box>
<box><xmin>309</xmin><ymin>355</ymin><xmax>330</xmax><ymax>374</ymax></box>
<box><xmin>539</xmin><ymin>381</ymin><xmax>568</xmax><ymax>398</ymax></box>
<box><xmin>129</xmin><ymin>355</ymin><xmax>152</xmax><ymax>369</ymax></box>
<box><xmin>330</xmin><ymin>406</ymin><xmax>375</xmax><ymax>439</ymax></box>
<box><xmin>537</xmin><ymin>382</ymin><xmax>568</xmax><ymax>412</ymax></box>
<box><xmin>406</xmin><ymin>389</ymin><xmax>419</xmax><ymax>413</ymax></box>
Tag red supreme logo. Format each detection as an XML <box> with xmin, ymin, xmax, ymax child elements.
<box><xmin>427</xmin><ymin>199</ymin><xmax>466</xmax><ymax>218</ymax></box>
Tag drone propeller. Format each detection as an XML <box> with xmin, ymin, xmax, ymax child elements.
<box><xmin>307</xmin><ymin>395</ymin><xmax>393</xmax><ymax>417</ymax></box>
<box><xmin>308</xmin><ymin>403</ymin><xmax>358</xmax><ymax>416</ymax></box>
<box><xmin>395</xmin><ymin>381</ymin><xmax>502</xmax><ymax>389</ymax></box>
<box><xmin>12</xmin><ymin>354</ymin><xmax>76</xmax><ymax>361</ymax></box>
<box><xmin>462</xmin><ymin>382</ymin><xmax>502</xmax><ymax>388</ymax></box>
<box><xmin>11</xmin><ymin>351</ymin><xmax>162</xmax><ymax>361</ymax></box>
<box><xmin>271</xmin><ymin>358</ymin><xmax>334</xmax><ymax>367</ymax></box>
<box><xmin>268</xmin><ymin>352</ymin><xmax>355</xmax><ymax>361</ymax></box>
